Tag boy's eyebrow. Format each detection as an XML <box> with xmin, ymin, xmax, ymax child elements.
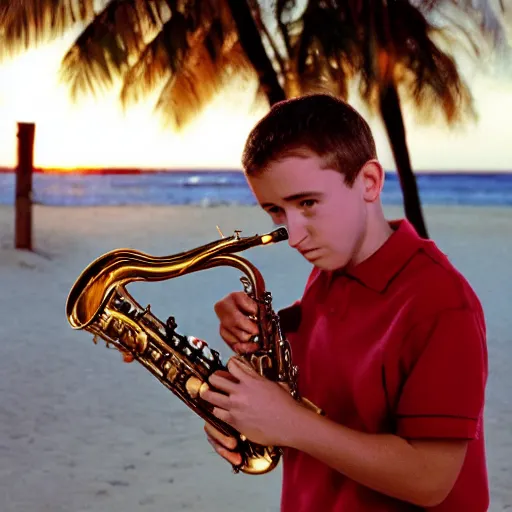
<box><xmin>261</xmin><ymin>191</ymin><xmax>324</xmax><ymax>208</ymax></box>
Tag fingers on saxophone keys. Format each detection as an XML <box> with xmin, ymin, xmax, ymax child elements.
<box><xmin>204</xmin><ymin>423</ymin><xmax>237</xmax><ymax>450</ymax></box>
<box><xmin>233</xmin><ymin>341</ymin><xmax>258</xmax><ymax>355</ymax></box>
<box><xmin>208</xmin><ymin>438</ymin><xmax>242</xmax><ymax>466</ymax></box>
<box><xmin>219</xmin><ymin>326</ymin><xmax>257</xmax><ymax>354</ymax></box>
<box><xmin>228</xmin><ymin>319</ymin><xmax>259</xmax><ymax>344</ymax></box>
<box><xmin>232</xmin><ymin>322</ymin><xmax>259</xmax><ymax>344</ymax></box>
<box><xmin>220</xmin><ymin>448</ymin><xmax>242</xmax><ymax>467</ymax></box>
<box><xmin>205</xmin><ymin>429</ymin><xmax>242</xmax><ymax>465</ymax></box>
<box><xmin>200</xmin><ymin>377</ymin><xmax>236</xmax><ymax>403</ymax></box>
<box><xmin>200</xmin><ymin>388</ymin><xmax>230</xmax><ymax>410</ymax></box>
<box><xmin>238</xmin><ymin>314</ymin><xmax>259</xmax><ymax>335</ymax></box>
<box><xmin>233</xmin><ymin>292</ymin><xmax>258</xmax><ymax>317</ymax></box>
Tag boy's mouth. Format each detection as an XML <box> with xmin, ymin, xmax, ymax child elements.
<box><xmin>300</xmin><ymin>248</ymin><xmax>321</xmax><ymax>259</ymax></box>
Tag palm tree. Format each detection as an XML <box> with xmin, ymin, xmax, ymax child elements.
<box><xmin>0</xmin><ymin>0</ymin><xmax>284</xmax><ymax>128</ymax></box>
<box><xmin>0</xmin><ymin>1</ymin><xmax>507</xmax><ymax>238</ymax></box>
<box><xmin>267</xmin><ymin>0</ymin><xmax>509</xmax><ymax>238</ymax></box>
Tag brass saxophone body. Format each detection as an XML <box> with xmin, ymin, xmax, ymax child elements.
<box><xmin>65</xmin><ymin>227</ymin><xmax>306</xmax><ymax>475</ymax></box>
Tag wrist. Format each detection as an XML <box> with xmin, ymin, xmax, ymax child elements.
<box><xmin>280</xmin><ymin>399</ymin><xmax>320</xmax><ymax>450</ymax></box>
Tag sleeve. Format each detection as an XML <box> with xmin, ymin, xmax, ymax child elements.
<box><xmin>395</xmin><ymin>307</ymin><xmax>488</xmax><ymax>440</ymax></box>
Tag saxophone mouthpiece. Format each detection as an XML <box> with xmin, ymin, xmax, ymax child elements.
<box><xmin>261</xmin><ymin>227</ymin><xmax>288</xmax><ymax>244</ymax></box>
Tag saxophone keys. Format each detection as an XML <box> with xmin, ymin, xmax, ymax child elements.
<box><xmin>185</xmin><ymin>376</ymin><xmax>208</xmax><ymax>399</ymax></box>
<box><xmin>240</xmin><ymin>276</ymin><xmax>253</xmax><ymax>295</ymax></box>
<box><xmin>150</xmin><ymin>349</ymin><xmax>161</xmax><ymax>362</ymax></box>
<box><xmin>135</xmin><ymin>331</ymin><xmax>148</xmax><ymax>353</ymax></box>
<box><xmin>163</xmin><ymin>361</ymin><xmax>179</xmax><ymax>383</ymax></box>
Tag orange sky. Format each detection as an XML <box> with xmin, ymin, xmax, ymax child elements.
<box><xmin>0</xmin><ymin>24</ymin><xmax>511</xmax><ymax>171</ymax></box>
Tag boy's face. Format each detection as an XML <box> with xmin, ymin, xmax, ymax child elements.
<box><xmin>246</xmin><ymin>153</ymin><xmax>369</xmax><ymax>271</ymax></box>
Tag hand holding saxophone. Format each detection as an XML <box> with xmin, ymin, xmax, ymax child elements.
<box><xmin>214</xmin><ymin>291</ymin><xmax>260</xmax><ymax>354</ymax></box>
<box><xmin>202</xmin><ymin>368</ymin><xmax>243</xmax><ymax>468</ymax></box>
<box><xmin>204</xmin><ymin>292</ymin><xmax>263</xmax><ymax>466</ymax></box>
<box><xmin>204</xmin><ymin>420</ymin><xmax>242</xmax><ymax>467</ymax></box>
<box><xmin>201</xmin><ymin>357</ymin><xmax>302</xmax><ymax>451</ymax></box>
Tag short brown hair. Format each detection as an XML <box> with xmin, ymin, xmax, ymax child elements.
<box><xmin>242</xmin><ymin>93</ymin><xmax>377</xmax><ymax>186</ymax></box>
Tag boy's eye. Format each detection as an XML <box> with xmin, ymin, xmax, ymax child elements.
<box><xmin>300</xmin><ymin>199</ymin><xmax>317</xmax><ymax>208</ymax></box>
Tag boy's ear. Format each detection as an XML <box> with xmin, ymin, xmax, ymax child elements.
<box><xmin>359</xmin><ymin>160</ymin><xmax>385</xmax><ymax>202</ymax></box>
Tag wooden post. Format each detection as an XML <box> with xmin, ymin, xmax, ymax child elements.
<box><xmin>15</xmin><ymin>122</ymin><xmax>35</xmax><ymax>250</ymax></box>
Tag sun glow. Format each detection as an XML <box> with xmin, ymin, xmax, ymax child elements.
<box><xmin>0</xmin><ymin>31</ymin><xmax>267</xmax><ymax>171</ymax></box>
<box><xmin>1</xmin><ymin>26</ymin><xmax>512</xmax><ymax>172</ymax></box>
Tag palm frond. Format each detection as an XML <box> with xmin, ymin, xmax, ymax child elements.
<box><xmin>153</xmin><ymin>43</ymin><xmax>218</xmax><ymax>129</ymax></box>
<box><xmin>0</xmin><ymin>0</ymin><xmax>96</xmax><ymax>57</ymax></box>
<box><xmin>397</xmin><ymin>46</ymin><xmax>476</xmax><ymax>125</ymax></box>
<box><xmin>425</xmin><ymin>10</ymin><xmax>483</xmax><ymax>58</ymax></box>
<box><xmin>119</xmin><ymin>12</ymin><xmax>189</xmax><ymax>106</ymax></box>
<box><xmin>117</xmin><ymin>1</ymin><xmax>254</xmax><ymax>128</ymax></box>
<box><xmin>219</xmin><ymin>35</ymin><xmax>255</xmax><ymax>81</ymax></box>
<box><xmin>391</xmin><ymin>1</ymin><xmax>477</xmax><ymax>124</ymax></box>
<box><xmin>292</xmin><ymin>2</ymin><xmax>360</xmax><ymax>98</ymax></box>
<box><xmin>417</xmin><ymin>0</ymin><xmax>510</xmax><ymax>52</ymax></box>
<box><xmin>59</xmin><ymin>0</ymin><xmax>169</xmax><ymax>100</ymax></box>
<box><xmin>0</xmin><ymin>2</ymin><xmax>9</xmax><ymax>24</ymax></box>
<box><xmin>348</xmin><ymin>0</ymin><xmax>476</xmax><ymax>125</ymax></box>
<box><xmin>247</xmin><ymin>0</ymin><xmax>286</xmax><ymax>74</ymax></box>
<box><xmin>155</xmin><ymin>36</ymin><xmax>254</xmax><ymax>129</ymax></box>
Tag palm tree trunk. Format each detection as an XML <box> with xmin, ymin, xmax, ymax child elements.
<box><xmin>379</xmin><ymin>83</ymin><xmax>429</xmax><ymax>239</ymax></box>
<box><xmin>225</xmin><ymin>0</ymin><xmax>286</xmax><ymax>105</ymax></box>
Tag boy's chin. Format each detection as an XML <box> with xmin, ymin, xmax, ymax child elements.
<box><xmin>308</xmin><ymin>259</ymin><xmax>334</xmax><ymax>271</ymax></box>
<box><xmin>310</xmin><ymin>256</ymin><xmax>349</xmax><ymax>272</ymax></box>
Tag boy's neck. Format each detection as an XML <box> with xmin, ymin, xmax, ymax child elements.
<box><xmin>350</xmin><ymin>208</ymin><xmax>394</xmax><ymax>268</ymax></box>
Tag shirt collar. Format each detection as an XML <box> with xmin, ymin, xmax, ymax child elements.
<box><xmin>334</xmin><ymin>219</ymin><xmax>425</xmax><ymax>293</ymax></box>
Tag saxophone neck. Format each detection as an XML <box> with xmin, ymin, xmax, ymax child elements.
<box><xmin>66</xmin><ymin>227</ymin><xmax>288</xmax><ymax>331</ymax></box>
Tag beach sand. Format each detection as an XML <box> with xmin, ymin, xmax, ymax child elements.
<box><xmin>0</xmin><ymin>204</ymin><xmax>511</xmax><ymax>512</ymax></box>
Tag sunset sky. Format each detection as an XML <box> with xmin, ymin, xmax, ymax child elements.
<box><xmin>0</xmin><ymin>17</ymin><xmax>511</xmax><ymax>172</ymax></box>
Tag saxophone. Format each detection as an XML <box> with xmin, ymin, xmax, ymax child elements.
<box><xmin>65</xmin><ymin>227</ymin><xmax>318</xmax><ymax>475</ymax></box>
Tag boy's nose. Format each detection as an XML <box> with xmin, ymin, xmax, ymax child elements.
<box><xmin>286</xmin><ymin>217</ymin><xmax>308</xmax><ymax>249</ymax></box>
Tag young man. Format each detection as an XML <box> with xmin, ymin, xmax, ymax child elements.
<box><xmin>199</xmin><ymin>94</ymin><xmax>489</xmax><ymax>511</ymax></box>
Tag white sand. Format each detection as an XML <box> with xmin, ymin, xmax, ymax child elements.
<box><xmin>0</xmin><ymin>204</ymin><xmax>511</xmax><ymax>512</ymax></box>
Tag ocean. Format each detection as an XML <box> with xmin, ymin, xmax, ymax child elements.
<box><xmin>1</xmin><ymin>170</ymin><xmax>511</xmax><ymax>207</ymax></box>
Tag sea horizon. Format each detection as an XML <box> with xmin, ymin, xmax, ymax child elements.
<box><xmin>1</xmin><ymin>166</ymin><xmax>512</xmax><ymax>176</ymax></box>
<box><xmin>2</xmin><ymin>167</ymin><xmax>512</xmax><ymax>207</ymax></box>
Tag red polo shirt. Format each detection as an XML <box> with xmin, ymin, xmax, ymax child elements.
<box><xmin>280</xmin><ymin>219</ymin><xmax>489</xmax><ymax>511</ymax></box>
